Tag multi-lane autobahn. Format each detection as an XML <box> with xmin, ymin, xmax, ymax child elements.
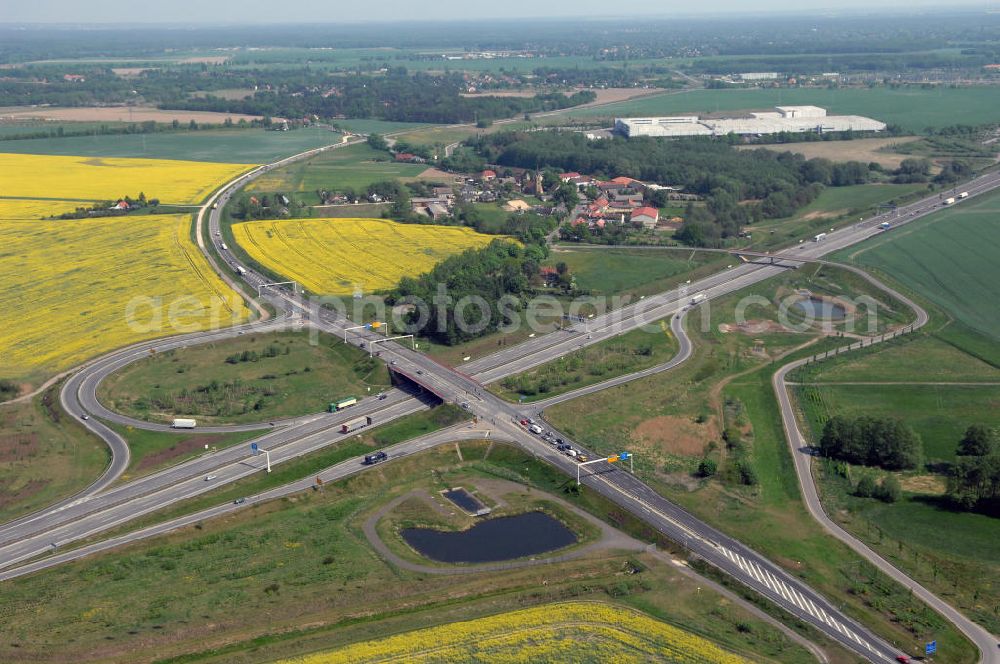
<box><xmin>5</xmin><ymin>143</ymin><xmax>1000</xmax><ymax>662</ymax></box>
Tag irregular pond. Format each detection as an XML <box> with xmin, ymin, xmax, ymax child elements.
<box><xmin>401</xmin><ymin>511</ymin><xmax>578</xmax><ymax>563</ymax></box>
<box><xmin>794</xmin><ymin>297</ymin><xmax>846</xmax><ymax>320</ymax></box>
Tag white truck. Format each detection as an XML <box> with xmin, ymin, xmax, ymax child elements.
<box><xmin>958</xmin><ymin>191</ymin><xmax>969</xmax><ymax>199</ymax></box>
<box><xmin>341</xmin><ymin>416</ymin><xmax>373</xmax><ymax>434</ymax></box>
<box><xmin>528</xmin><ymin>424</ymin><xmax>543</xmax><ymax>435</ymax></box>
<box><xmin>813</xmin><ymin>232</ymin><xmax>827</xmax><ymax>242</ymax></box>
<box><xmin>235</xmin><ymin>265</ymin><xmax>247</xmax><ymax>276</ymax></box>
<box><xmin>220</xmin><ymin>243</ymin><xmax>228</xmax><ymax>250</ymax></box>
<box><xmin>944</xmin><ymin>197</ymin><xmax>956</xmax><ymax>206</ymax></box>
<box><xmin>690</xmin><ymin>293</ymin><xmax>707</xmax><ymax>305</ymax></box>
<box><xmin>171</xmin><ymin>418</ymin><xmax>197</xmax><ymax>429</ymax></box>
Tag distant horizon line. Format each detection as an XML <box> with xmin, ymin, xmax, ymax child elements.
<box><xmin>2</xmin><ymin>4</ymin><xmax>998</xmax><ymax>28</ymax></box>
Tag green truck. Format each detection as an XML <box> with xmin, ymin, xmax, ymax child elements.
<box><xmin>328</xmin><ymin>397</ymin><xmax>357</xmax><ymax>412</ymax></box>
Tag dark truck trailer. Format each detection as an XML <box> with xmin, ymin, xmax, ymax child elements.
<box><xmin>341</xmin><ymin>415</ymin><xmax>373</xmax><ymax>434</ymax></box>
<box><xmin>363</xmin><ymin>451</ymin><xmax>388</xmax><ymax>465</ymax></box>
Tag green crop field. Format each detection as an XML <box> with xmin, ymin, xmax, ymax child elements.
<box><xmin>98</xmin><ymin>330</ymin><xmax>390</xmax><ymax>425</ymax></box>
<box><xmin>569</xmin><ymin>86</ymin><xmax>1000</xmax><ymax>131</ymax></box>
<box><xmin>797</xmin><ymin>383</ymin><xmax>1000</xmax><ymax>463</ymax></box>
<box><xmin>0</xmin><ymin>128</ymin><xmax>345</xmax><ymax>163</ymax></box>
<box><xmin>835</xmin><ymin>187</ymin><xmax>1000</xmax><ymax>356</ymax></box>
<box><xmin>247</xmin><ymin>142</ymin><xmax>429</xmax><ymax>193</ymax></box>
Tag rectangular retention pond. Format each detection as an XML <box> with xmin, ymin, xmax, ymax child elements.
<box><xmin>442</xmin><ymin>487</ymin><xmax>491</xmax><ymax>516</ymax></box>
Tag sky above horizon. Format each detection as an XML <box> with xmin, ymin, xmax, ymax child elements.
<box><xmin>1</xmin><ymin>0</ymin><xmax>986</xmax><ymax>24</ymax></box>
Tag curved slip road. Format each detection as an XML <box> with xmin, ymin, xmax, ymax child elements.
<box><xmin>771</xmin><ymin>271</ymin><xmax>1000</xmax><ymax>660</ymax></box>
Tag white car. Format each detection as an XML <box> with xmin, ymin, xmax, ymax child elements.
<box><xmin>204</xmin><ymin>475</ymin><xmax>217</xmax><ymax>481</ymax></box>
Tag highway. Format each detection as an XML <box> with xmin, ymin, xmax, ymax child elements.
<box><xmin>5</xmin><ymin>144</ymin><xmax>1000</xmax><ymax>662</ymax></box>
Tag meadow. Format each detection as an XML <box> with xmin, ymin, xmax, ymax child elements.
<box><xmin>0</xmin><ymin>441</ymin><xmax>811</xmax><ymax>664</ymax></box>
<box><xmin>284</xmin><ymin>602</ymin><xmax>745</xmax><ymax>664</ymax></box>
<box><xmin>233</xmin><ymin>217</ymin><xmax>498</xmax><ymax>295</ymax></box>
<box><xmin>550</xmin><ymin>248</ymin><xmax>728</xmax><ymax>298</ymax></box>
<box><xmin>0</xmin><ymin>153</ymin><xmax>251</xmax><ymax>204</ymax></box>
<box><xmin>99</xmin><ymin>330</ymin><xmax>390</xmax><ymax>425</ymax></box>
<box><xmin>0</xmin><ymin>390</ymin><xmax>108</xmax><ymax>524</ymax></box>
<box><xmin>750</xmin><ymin>183</ymin><xmax>926</xmax><ymax>249</ymax></box>
<box><xmin>568</xmin><ymin>86</ymin><xmax>1000</xmax><ymax>131</ymax></box>
<box><xmin>545</xmin><ymin>269</ymin><xmax>974</xmax><ymax>661</ymax></box>
<box><xmin>0</xmin><ymin>214</ymin><xmax>249</xmax><ymax>381</ymax></box>
<box><xmin>0</xmin><ymin>128</ymin><xmax>341</xmax><ymax>163</ymax></box>
<box><xmin>496</xmin><ymin>320</ymin><xmax>679</xmax><ymax>402</ymax></box>
<box><xmin>835</xmin><ymin>186</ymin><xmax>1000</xmax><ymax>349</ymax></box>
<box><xmin>246</xmin><ymin>142</ymin><xmax>429</xmax><ymax>194</ymax></box>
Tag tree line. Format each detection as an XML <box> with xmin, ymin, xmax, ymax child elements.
<box><xmin>170</xmin><ymin>70</ymin><xmax>596</xmax><ymax>124</ymax></box>
<box><xmin>820</xmin><ymin>415</ymin><xmax>922</xmax><ymax>471</ymax></box>
<box><xmin>947</xmin><ymin>425</ymin><xmax>1000</xmax><ymax>516</ymax></box>
<box><xmin>389</xmin><ymin>240</ymin><xmax>546</xmax><ymax>346</ymax></box>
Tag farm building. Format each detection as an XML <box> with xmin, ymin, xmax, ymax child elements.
<box><xmin>615</xmin><ymin>106</ymin><xmax>886</xmax><ymax>138</ymax></box>
<box><xmin>630</xmin><ymin>206</ymin><xmax>659</xmax><ymax>229</ymax></box>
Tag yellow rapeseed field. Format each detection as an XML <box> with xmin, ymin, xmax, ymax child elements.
<box><xmin>0</xmin><ymin>214</ymin><xmax>249</xmax><ymax>379</ymax></box>
<box><xmin>279</xmin><ymin>601</ymin><xmax>749</xmax><ymax>664</ymax></box>
<box><xmin>0</xmin><ymin>153</ymin><xmax>251</xmax><ymax>204</ymax></box>
<box><xmin>0</xmin><ymin>198</ymin><xmax>94</xmax><ymax>220</ymax></box>
<box><xmin>234</xmin><ymin>217</ymin><xmax>499</xmax><ymax>295</ymax></box>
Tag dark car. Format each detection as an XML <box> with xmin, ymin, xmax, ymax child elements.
<box><xmin>233</xmin><ymin>497</ymin><xmax>246</xmax><ymax>505</ymax></box>
<box><xmin>363</xmin><ymin>451</ymin><xmax>388</xmax><ymax>465</ymax></box>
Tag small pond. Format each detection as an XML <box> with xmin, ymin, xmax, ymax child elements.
<box><xmin>443</xmin><ymin>487</ymin><xmax>489</xmax><ymax>515</ymax></box>
<box><xmin>401</xmin><ymin>511</ymin><xmax>578</xmax><ymax>563</ymax></box>
<box><xmin>794</xmin><ymin>297</ymin><xmax>846</xmax><ymax>320</ymax></box>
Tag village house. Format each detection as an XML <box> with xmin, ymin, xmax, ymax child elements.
<box><xmin>630</xmin><ymin>206</ymin><xmax>660</xmax><ymax>229</ymax></box>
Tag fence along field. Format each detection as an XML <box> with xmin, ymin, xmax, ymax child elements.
<box><xmin>233</xmin><ymin>217</ymin><xmax>498</xmax><ymax>295</ymax></box>
<box><xmin>279</xmin><ymin>601</ymin><xmax>746</xmax><ymax>664</ymax></box>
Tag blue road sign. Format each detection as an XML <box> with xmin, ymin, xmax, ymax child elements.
<box><xmin>926</xmin><ymin>640</ymin><xmax>937</xmax><ymax>656</ymax></box>
<box><xmin>251</xmin><ymin>442</ymin><xmax>258</xmax><ymax>455</ymax></box>
<box><xmin>619</xmin><ymin>452</ymin><xmax>631</xmax><ymax>460</ymax></box>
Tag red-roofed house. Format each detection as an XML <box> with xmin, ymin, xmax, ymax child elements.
<box><xmin>630</xmin><ymin>206</ymin><xmax>660</xmax><ymax>229</ymax></box>
<box><xmin>559</xmin><ymin>172</ymin><xmax>581</xmax><ymax>182</ymax></box>
<box><xmin>481</xmin><ymin>169</ymin><xmax>497</xmax><ymax>181</ymax></box>
<box><xmin>110</xmin><ymin>200</ymin><xmax>130</xmax><ymax>211</ymax></box>
<box><xmin>539</xmin><ymin>266</ymin><xmax>560</xmax><ymax>286</ymax></box>
<box><xmin>395</xmin><ymin>152</ymin><xmax>416</xmax><ymax>162</ymax></box>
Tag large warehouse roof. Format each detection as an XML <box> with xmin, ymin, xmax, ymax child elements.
<box><xmin>615</xmin><ymin>106</ymin><xmax>885</xmax><ymax>138</ymax></box>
